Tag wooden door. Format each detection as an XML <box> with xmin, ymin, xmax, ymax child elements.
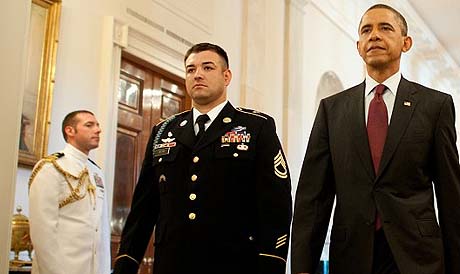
<box><xmin>111</xmin><ymin>52</ymin><xmax>190</xmax><ymax>274</ymax></box>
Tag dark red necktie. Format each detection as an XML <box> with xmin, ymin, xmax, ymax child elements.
<box><xmin>367</xmin><ymin>84</ymin><xmax>387</xmax><ymax>230</ymax></box>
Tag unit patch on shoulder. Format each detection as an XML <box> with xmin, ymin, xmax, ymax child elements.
<box><xmin>274</xmin><ymin>150</ymin><xmax>288</xmax><ymax>179</ymax></box>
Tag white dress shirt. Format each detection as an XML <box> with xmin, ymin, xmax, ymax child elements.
<box><xmin>192</xmin><ymin>100</ymin><xmax>228</xmax><ymax>135</ymax></box>
<box><xmin>364</xmin><ymin>71</ymin><xmax>402</xmax><ymax>125</ymax></box>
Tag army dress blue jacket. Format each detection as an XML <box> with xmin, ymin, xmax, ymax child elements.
<box><xmin>114</xmin><ymin>102</ymin><xmax>292</xmax><ymax>274</ymax></box>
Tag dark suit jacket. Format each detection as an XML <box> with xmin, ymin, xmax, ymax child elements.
<box><xmin>292</xmin><ymin>78</ymin><xmax>460</xmax><ymax>274</ymax></box>
<box><xmin>113</xmin><ymin>102</ymin><xmax>292</xmax><ymax>274</ymax></box>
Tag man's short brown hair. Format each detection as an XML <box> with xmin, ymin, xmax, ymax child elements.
<box><xmin>61</xmin><ymin>110</ymin><xmax>94</xmax><ymax>141</ymax></box>
<box><xmin>184</xmin><ymin>42</ymin><xmax>229</xmax><ymax>69</ymax></box>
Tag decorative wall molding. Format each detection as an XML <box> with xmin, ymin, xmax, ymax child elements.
<box><xmin>126</xmin><ymin>7</ymin><xmax>193</xmax><ymax>48</ymax></box>
<box><xmin>152</xmin><ymin>0</ymin><xmax>213</xmax><ymax>35</ymax></box>
<box><xmin>286</xmin><ymin>0</ymin><xmax>309</xmax><ymax>13</ymax></box>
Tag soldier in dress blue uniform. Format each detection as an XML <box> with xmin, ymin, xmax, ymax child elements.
<box><xmin>113</xmin><ymin>43</ymin><xmax>292</xmax><ymax>274</ymax></box>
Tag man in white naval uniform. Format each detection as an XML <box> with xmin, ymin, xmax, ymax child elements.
<box><xmin>29</xmin><ymin>110</ymin><xmax>111</xmax><ymax>274</ymax></box>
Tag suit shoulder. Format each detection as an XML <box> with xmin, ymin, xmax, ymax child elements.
<box><xmin>408</xmin><ymin>80</ymin><xmax>449</xmax><ymax>97</ymax></box>
<box><xmin>321</xmin><ymin>82</ymin><xmax>363</xmax><ymax>103</ymax></box>
<box><xmin>235</xmin><ymin>107</ymin><xmax>273</xmax><ymax>121</ymax></box>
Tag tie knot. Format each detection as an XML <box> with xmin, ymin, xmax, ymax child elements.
<box><xmin>374</xmin><ymin>84</ymin><xmax>386</xmax><ymax>96</ymax></box>
<box><xmin>196</xmin><ymin>114</ymin><xmax>210</xmax><ymax>127</ymax></box>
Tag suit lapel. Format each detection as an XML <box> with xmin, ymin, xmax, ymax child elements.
<box><xmin>174</xmin><ymin>111</ymin><xmax>196</xmax><ymax>149</ymax></box>
<box><xmin>377</xmin><ymin>77</ymin><xmax>417</xmax><ymax>179</ymax></box>
<box><xmin>194</xmin><ymin>102</ymin><xmax>235</xmax><ymax>152</ymax></box>
<box><xmin>348</xmin><ymin>82</ymin><xmax>375</xmax><ymax>180</ymax></box>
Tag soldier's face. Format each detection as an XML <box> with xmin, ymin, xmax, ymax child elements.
<box><xmin>185</xmin><ymin>50</ymin><xmax>232</xmax><ymax>110</ymax></box>
<box><xmin>66</xmin><ymin>113</ymin><xmax>101</xmax><ymax>155</ymax></box>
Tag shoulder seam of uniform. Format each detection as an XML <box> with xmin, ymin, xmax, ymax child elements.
<box><xmin>235</xmin><ymin>107</ymin><xmax>268</xmax><ymax>120</ymax></box>
<box><xmin>155</xmin><ymin>110</ymin><xmax>191</xmax><ymax>126</ymax></box>
<box><xmin>28</xmin><ymin>152</ymin><xmax>65</xmax><ymax>189</ymax></box>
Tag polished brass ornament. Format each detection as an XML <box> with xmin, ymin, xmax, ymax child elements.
<box><xmin>10</xmin><ymin>205</ymin><xmax>33</xmax><ymax>267</ymax></box>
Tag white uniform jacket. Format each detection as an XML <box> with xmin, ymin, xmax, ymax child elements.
<box><xmin>29</xmin><ymin>144</ymin><xmax>111</xmax><ymax>274</ymax></box>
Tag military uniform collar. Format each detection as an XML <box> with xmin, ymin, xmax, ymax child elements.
<box><xmin>192</xmin><ymin>100</ymin><xmax>228</xmax><ymax>126</ymax></box>
<box><xmin>63</xmin><ymin>143</ymin><xmax>89</xmax><ymax>165</ymax></box>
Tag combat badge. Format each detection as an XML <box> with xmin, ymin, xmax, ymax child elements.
<box><xmin>274</xmin><ymin>150</ymin><xmax>288</xmax><ymax>179</ymax></box>
<box><xmin>153</xmin><ymin>137</ymin><xmax>176</xmax><ymax>157</ymax></box>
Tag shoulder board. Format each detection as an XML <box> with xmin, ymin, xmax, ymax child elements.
<box><xmin>88</xmin><ymin>158</ymin><xmax>101</xmax><ymax>169</ymax></box>
<box><xmin>155</xmin><ymin>110</ymin><xmax>191</xmax><ymax>127</ymax></box>
<box><xmin>47</xmin><ymin>152</ymin><xmax>64</xmax><ymax>160</ymax></box>
<box><xmin>235</xmin><ymin>107</ymin><xmax>268</xmax><ymax>120</ymax></box>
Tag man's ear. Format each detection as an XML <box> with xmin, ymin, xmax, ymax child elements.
<box><xmin>224</xmin><ymin>69</ymin><xmax>232</xmax><ymax>87</ymax></box>
<box><xmin>402</xmin><ymin>36</ymin><xmax>413</xmax><ymax>53</ymax></box>
<box><xmin>64</xmin><ymin>126</ymin><xmax>75</xmax><ymax>139</ymax></box>
<box><xmin>356</xmin><ymin>40</ymin><xmax>364</xmax><ymax>58</ymax></box>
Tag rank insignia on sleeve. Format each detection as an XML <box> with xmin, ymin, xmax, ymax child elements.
<box><xmin>276</xmin><ymin>234</ymin><xmax>288</xmax><ymax>249</ymax></box>
<box><xmin>274</xmin><ymin>150</ymin><xmax>288</xmax><ymax>179</ymax></box>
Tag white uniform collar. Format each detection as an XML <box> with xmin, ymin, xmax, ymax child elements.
<box><xmin>63</xmin><ymin>143</ymin><xmax>89</xmax><ymax>165</ymax></box>
<box><xmin>192</xmin><ymin>100</ymin><xmax>228</xmax><ymax>125</ymax></box>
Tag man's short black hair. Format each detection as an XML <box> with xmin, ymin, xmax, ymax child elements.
<box><xmin>360</xmin><ymin>4</ymin><xmax>408</xmax><ymax>36</ymax></box>
<box><xmin>61</xmin><ymin>110</ymin><xmax>94</xmax><ymax>141</ymax></box>
<box><xmin>184</xmin><ymin>42</ymin><xmax>229</xmax><ymax>69</ymax></box>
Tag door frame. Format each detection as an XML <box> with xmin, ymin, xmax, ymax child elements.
<box><xmin>96</xmin><ymin>17</ymin><xmax>189</xmax><ymax>219</ymax></box>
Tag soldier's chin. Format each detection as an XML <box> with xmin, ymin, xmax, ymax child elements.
<box><xmin>192</xmin><ymin>94</ymin><xmax>211</xmax><ymax>104</ymax></box>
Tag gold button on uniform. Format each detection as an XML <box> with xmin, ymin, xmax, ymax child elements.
<box><xmin>191</xmin><ymin>175</ymin><xmax>198</xmax><ymax>181</ymax></box>
<box><xmin>189</xmin><ymin>193</ymin><xmax>197</xmax><ymax>200</ymax></box>
<box><xmin>158</xmin><ymin>158</ymin><xmax>162</xmax><ymax>163</ymax></box>
<box><xmin>233</xmin><ymin>153</ymin><xmax>239</xmax><ymax>158</ymax></box>
<box><xmin>189</xmin><ymin>213</ymin><xmax>196</xmax><ymax>220</ymax></box>
<box><xmin>193</xmin><ymin>156</ymin><xmax>199</xmax><ymax>163</ymax></box>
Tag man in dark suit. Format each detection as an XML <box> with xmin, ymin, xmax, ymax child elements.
<box><xmin>292</xmin><ymin>4</ymin><xmax>460</xmax><ymax>274</ymax></box>
<box><xmin>113</xmin><ymin>43</ymin><xmax>292</xmax><ymax>274</ymax></box>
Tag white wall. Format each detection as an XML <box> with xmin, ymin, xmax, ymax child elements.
<box><xmin>12</xmin><ymin>0</ymin><xmax>246</xmax><ymax>264</ymax></box>
<box><xmin>0</xmin><ymin>1</ymin><xmax>30</xmax><ymax>272</ymax></box>
<box><xmin>6</xmin><ymin>0</ymin><xmax>460</xmax><ymax>272</ymax></box>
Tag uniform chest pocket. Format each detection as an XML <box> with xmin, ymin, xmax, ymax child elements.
<box><xmin>215</xmin><ymin>143</ymin><xmax>255</xmax><ymax>160</ymax></box>
<box><xmin>152</xmin><ymin>145</ymin><xmax>180</xmax><ymax>167</ymax></box>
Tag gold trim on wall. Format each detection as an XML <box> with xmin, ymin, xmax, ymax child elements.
<box><xmin>19</xmin><ymin>0</ymin><xmax>61</xmax><ymax>167</ymax></box>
